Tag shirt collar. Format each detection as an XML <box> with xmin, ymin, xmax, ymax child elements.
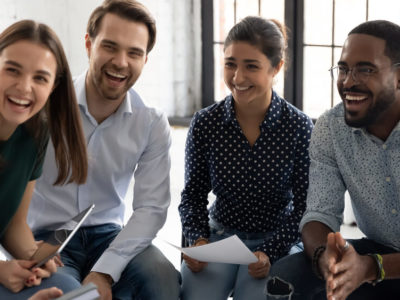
<box><xmin>351</xmin><ymin>120</ymin><xmax>400</xmax><ymax>133</ymax></box>
<box><xmin>223</xmin><ymin>90</ymin><xmax>283</xmax><ymax>128</ymax></box>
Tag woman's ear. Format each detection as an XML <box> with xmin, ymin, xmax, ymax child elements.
<box><xmin>51</xmin><ymin>77</ymin><xmax>59</xmax><ymax>93</ymax></box>
<box><xmin>273</xmin><ymin>59</ymin><xmax>284</xmax><ymax>77</ymax></box>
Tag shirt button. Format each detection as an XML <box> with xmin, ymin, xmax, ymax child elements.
<box><xmin>382</xmin><ymin>144</ymin><xmax>387</xmax><ymax>149</ymax></box>
<box><xmin>386</xmin><ymin>177</ymin><xmax>391</xmax><ymax>182</ymax></box>
<box><xmin>392</xmin><ymin>209</ymin><xmax>397</xmax><ymax>214</ymax></box>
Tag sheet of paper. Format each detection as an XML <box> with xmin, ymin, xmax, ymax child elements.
<box><xmin>166</xmin><ymin>234</ymin><xmax>258</xmax><ymax>265</ymax></box>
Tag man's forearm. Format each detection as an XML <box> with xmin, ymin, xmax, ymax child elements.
<box><xmin>301</xmin><ymin>221</ymin><xmax>333</xmax><ymax>259</ymax></box>
<box><xmin>382</xmin><ymin>253</ymin><xmax>400</xmax><ymax>279</ymax></box>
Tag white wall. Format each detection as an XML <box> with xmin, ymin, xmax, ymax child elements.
<box><xmin>0</xmin><ymin>0</ymin><xmax>202</xmax><ymax>117</ymax></box>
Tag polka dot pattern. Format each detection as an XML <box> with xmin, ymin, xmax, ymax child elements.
<box><xmin>179</xmin><ymin>91</ymin><xmax>314</xmax><ymax>262</ymax></box>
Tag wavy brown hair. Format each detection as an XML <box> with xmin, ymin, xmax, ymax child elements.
<box><xmin>0</xmin><ymin>20</ymin><xmax>88</xmax><ymax>184</ymax></box>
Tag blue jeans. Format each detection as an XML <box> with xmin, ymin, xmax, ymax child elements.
<box><xmin>181</xmin><ymin>220</ymin><xmax>301</xmax><ymax>300</ymax></box>
<box><xmin>265</xmin><ymin>238</ymin><xmax>400</xmax><ymax>300</ymax></box>
<box><xmin>0</xmin><ymin>271</ymin><xmax>80</xmax><ymax>299</ymax></box>
<box><xmin>36</xmin><ymin>223</ymin><xmax>180</xmax><ymax>300</ymax></box>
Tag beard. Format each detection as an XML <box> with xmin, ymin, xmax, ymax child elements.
<box><xmin>93</xmin><ymin>71</ymin><xmax>131</xmax><ymax>101</ymax></box>
<box><xmin>343</xmin><ymin>85</ymin><xmax>397</xmax><ymax>128</ymax></box>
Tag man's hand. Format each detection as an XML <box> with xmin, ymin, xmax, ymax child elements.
<box><xmin>0</xmin><ymin>260</ymin><xmax>37</xmax><ymax>292</ymax></box>
<box><xmin>248</xmin><ymin>251</ymin><xmax>270</xmax><ymax>279</ymax></box>
<box><xmin>83</xmin><ymin>271</ymin><xmax>113</xmax><ymax>300</ymax></box>
<box><xmin>318</xmin><ymin>232</ymin><xmax>341</xmax><ymax>280</ymax></box>
<box><xmin>28</xmin><ymin>287</ymin><xmax>63</xmax><ymax>300</ymax></box>
<box><xmin>326</xmin><ymin>232</ymin><xmax>376</xmax><ymax>300</ymax></box>
<box><xmin>183</xmin><ymin>238</ymin><xmax>208</xmax><ymax>273</ymax></box>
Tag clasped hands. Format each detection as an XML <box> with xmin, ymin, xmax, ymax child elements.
<box><xmin>320</xmin><ymin>232</ymin><xmax>376</xmax><ymax>300</ymax></box>
<box><xmin>0</xmin><ymin>257</ymin><xmax>60</xmax><ymax>293</ymax></box>
<box><xmin>0</xmin><ymin>240</ymin><xmax>63</xmax><ymax>293</ymax></box>
<box><xmin>182</xmin><ymin>238</ymin><xmax>271</xmax><ymax>279</ymax></box>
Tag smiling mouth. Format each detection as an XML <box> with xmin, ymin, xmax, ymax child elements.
<box><xmin>344</xmin><ymin>93</ymin><xmax>369</xmax><ymax>105</ymax></box>
<box><xmin>234</xmin><ymin>85</ymin><xmax>252</xmax><ymax>91</ymax></box>
<box><xmin>8</xmin><ymin>96</ymin><xmax>31</xmax><ymax>107</ymax></box>
<box><xmin>105</xmin><ymin>70</ymin><xmax>127</xmax><ymax>82</ymax></box>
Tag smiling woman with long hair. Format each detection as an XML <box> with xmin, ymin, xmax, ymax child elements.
<box><xmin>0</xmin><ymin>20</ymin><xmax>87</xmax><ymax>299</ymax></box>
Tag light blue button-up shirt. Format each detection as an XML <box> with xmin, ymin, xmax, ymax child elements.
<box><xmin>28</xmin><ymin>72</ymin><xmax>172</xmax><ymax>281</ymax></box>
<box><xmin>300</xmin><ymin>103</ymin><xmax>400</xmax><ymax>251</ymax></box>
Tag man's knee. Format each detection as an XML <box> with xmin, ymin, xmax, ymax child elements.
<box><xmin>122</xmin><ymin>245</ymin><xmax>180</xmax><ymax>297</ymax></box>
<box><xmin>265</xmin><ymin>276</ymin><xmax>294</xmax><ymax>299</ymax></box>
<box><xmin>266</xmin><ymin>252</ymin><xmax>324</xmax><ymax>300</ymax></box>
<box><xmin>269</xmin><ymin>252</ymin><xmax>309</xmax><ymax>281</ymax></box>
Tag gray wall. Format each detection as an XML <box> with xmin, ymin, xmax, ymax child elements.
<box><xmin>0</xmin><ymin>0</ymin><xmax>202</xmax><ymax>117</ymax></box>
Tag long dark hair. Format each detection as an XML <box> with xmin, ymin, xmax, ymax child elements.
<box><xmin>0</xmin><ymin>20</ymin><xmax>88</xmax><ymax>184</ymax></box>
<box><xmin>224</xmin><ymin>16</ymin><xmax>288</xmax><ymax>68</ymax></box>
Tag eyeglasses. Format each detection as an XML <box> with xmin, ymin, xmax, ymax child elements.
<box><xmin>329</xmin><ymin>63</ymin><xmax>400</xmax><ymax>84</ymax></box>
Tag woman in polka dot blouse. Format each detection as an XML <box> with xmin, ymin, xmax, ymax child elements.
<box><xmin>179</xmin><ymin>16</ymin><xmax>314</xmax><ymax>300</ymax></box>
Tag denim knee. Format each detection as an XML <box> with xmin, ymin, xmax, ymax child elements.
<box><xmin>265</xmin><ymin>276</ymin><xmax>294</xmax><ymax>300</ymax></box>
<box><xmin>266</xmin><ymin>252</ymin><xmax>324</xmax><ymax>300</ymax></box>
<box><xmin>0</xmin><ymin>271</ymin><xmax>81</xmax><ymax>300</ymax></box>
<box><xmin>115</xmin><ymin>245</ymin><xmax>180</xmax><ymax>300</ymax></box>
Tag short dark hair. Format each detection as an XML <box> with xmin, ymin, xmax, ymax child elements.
<box><xmin>87</xmin><ymin>0</ymin><xmax>156</xmax><ymax>53</ymax></box>
<box><xmin>349</xmin><ymin>20</ymin><xmax>400</xmax><ymax>64</ymax></box>
<box><xmin>224</xmin><ymin>16</ymin><xmax>288</xmax><ymax>68</ymax></box>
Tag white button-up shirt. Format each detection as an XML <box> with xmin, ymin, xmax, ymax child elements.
<box><xmin>28</xmin><ymin>72</ymin><xmax>172</xmax><ymax>282</ymax></box>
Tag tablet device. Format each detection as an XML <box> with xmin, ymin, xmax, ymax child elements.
<box><xmin>30</xmin><ymin>204</ymin><xmax>95</xmax><ymax>269</ymax></box>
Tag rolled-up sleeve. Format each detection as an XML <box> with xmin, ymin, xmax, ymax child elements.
<box><xmin>299</xmin><ymin>112</ymin><xmax>346</xmax><ymax>233</ymax></box>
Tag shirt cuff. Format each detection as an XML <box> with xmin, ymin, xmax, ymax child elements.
<box><xmin>91</xmin><ymin>251</ymin><xmax>130</xmax><ymax>282</ymax></box>
<box><xmin>299</xmin><ymin>210</ymin><xmax>341</xmax><ymax>233</ymax></box>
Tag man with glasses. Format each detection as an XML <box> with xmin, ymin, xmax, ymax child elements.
<box><xmin>265</xmin><ymin>20</ymin><xmax>400</xmax><ymax>300</ymax></box>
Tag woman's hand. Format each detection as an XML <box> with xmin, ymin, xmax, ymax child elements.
<box><xmin>183</xmin><ymin>238</ymin><xmax>208</xmax><ymax>273</ymax></box>
<box><xmin>31</xmin><ymin>257</ymin><xmax>58</xmax><ymax>281</ymax></box>
<box><xmin>248</xmin><ymin>251</ymin><xmax>270</xmax><ymax>279</ymax></box>
<box><xmin>0</xmin><ymin>259</ymin><xmax>37</xmax><ymax>292</ymax></box>
<box><xmin>28</xmin><ymin>287</ymin><xmax>63</xmax><ymax>300</ymax></box>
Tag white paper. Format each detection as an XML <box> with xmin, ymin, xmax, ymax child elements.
<box><xmin>166</xmin><ymin>235</ymin><xmax>258</xmax><ymax>265</ymax></box>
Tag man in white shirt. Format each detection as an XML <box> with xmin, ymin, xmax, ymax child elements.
<box><xmin>28</xmin><ymin>1</ymin><xmax>180</xmax><ymax>299</ymax></box>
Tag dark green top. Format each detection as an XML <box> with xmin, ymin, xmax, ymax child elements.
<box><xmin>0</xmin><ymin>125</ymin><xmax>48</xmax><ymax>239</ymax></box>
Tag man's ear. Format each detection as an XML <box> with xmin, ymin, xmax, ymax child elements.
<box><xmin>397</xmin><ymin>68</ymin><xmax>400</xmax><ymax>90</ymax></box>
<box><xmin>85</xmin><ymin>33</ymin><xmax>92</xmax><ymax>58</ymax></box>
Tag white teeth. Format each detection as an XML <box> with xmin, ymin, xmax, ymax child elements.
<box><xmin>235</xmin><ymin>85</ymin><xmax>250</xmax><ymax>91</ymax></box>
<box><xmin>106</xmin><ymin>71</ymin><xmax>126</xmax><ymax>79</ymax></box>
<box><xmin>9</xmin><ymin>97</ymin><xmax>30</xmax><ymax>105</ymax></box>
<box><xmin>345</xmin><ymin>94</ymin><xmax>367</xmax><ymax>101</ymax></box>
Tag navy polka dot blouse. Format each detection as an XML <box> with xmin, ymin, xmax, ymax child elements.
<box><xmin>179</xmin><ymin>91</ymin><xmax>314</xmax><ymax>262</ymax></box>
